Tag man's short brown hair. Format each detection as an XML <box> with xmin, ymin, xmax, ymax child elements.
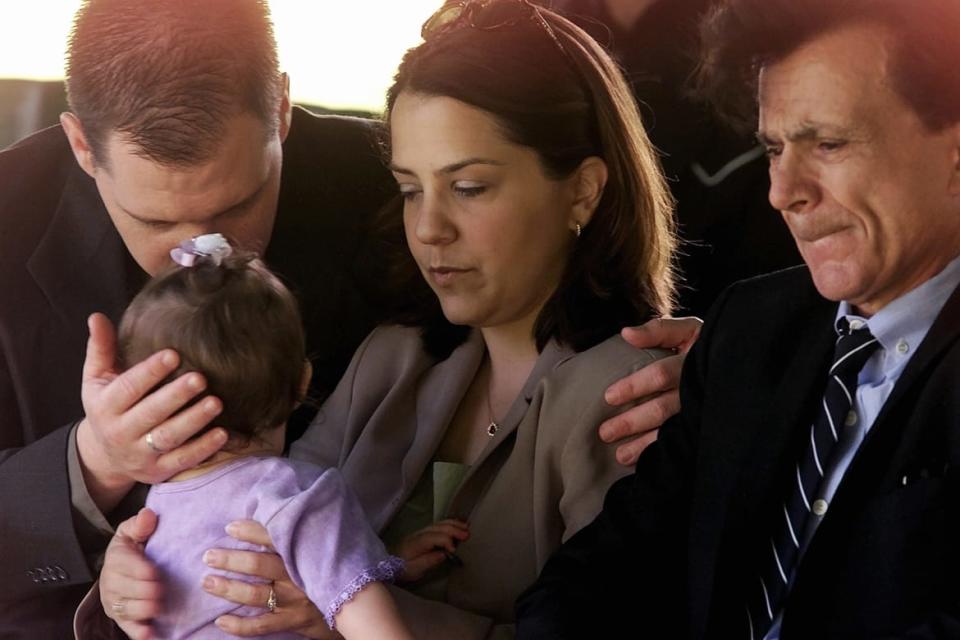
<box><xmin>66</xmin><ymin>0</ymin><xmax>281</xmax><ymax>167</ymax></box>
<box><xmin>118</xmin><ymin>253</ymin><xmax>306</xmax><ymax>441</ymax></box>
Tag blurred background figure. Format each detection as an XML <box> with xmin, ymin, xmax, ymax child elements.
<box><xmin>0</xmin><ymin>1</ymin><xmax>440</xmax><ymax>147</ymax></box>
<box><xmin>550</xmin><ymin>0</ymin><xmax>800</xmax><ymax>316</ymax></box>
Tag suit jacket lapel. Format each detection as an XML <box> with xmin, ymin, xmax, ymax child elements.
<box><xmin>399</xmin><ymin>331</ymin><xmax>486</xmax><ymax>506</ymax></box>
<box><xmin>27</xmin><ymin>165</ymin><xmax>141</xmax><ymax>330</ymax></box>
<box><xmin>446</xmin><ymin>339</ymin><xmax>573</xmax><ymax>520</ymax></box>
<box><xmin>731</xmin><ymin>299</ymin><xmax>838</xmax><ymax>529</ymax></box>
<box><xmin>476</xmin><ymin>340</ymin><xmax>571</xmax><ymax>464</ymax></box>
<box><xmin>691</xmin><ymin>294</ymin><xmax>836</xmax><ymax>635</ymax></box>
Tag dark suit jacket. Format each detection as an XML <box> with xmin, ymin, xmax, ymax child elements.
<box><xmin>0</xmin><ymin>107</ymin><xmax>395</xmax><ymax>636</ymax></box>
<box><xmin>517</xmin><ymin>266</ymin><xmax>960</xmax><ymax>639</ymax></box>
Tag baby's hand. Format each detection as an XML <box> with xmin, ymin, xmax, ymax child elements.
<box><xmin>392</xmin><ymin>519</ymin><xmax>469</xmax><ymax>582</ymax></box>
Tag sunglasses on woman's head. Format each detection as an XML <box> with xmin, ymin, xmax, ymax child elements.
<box><xmin>421</xmin><ymin>0</ymin><xmax>573</xmax><ymax>68</ymax></box>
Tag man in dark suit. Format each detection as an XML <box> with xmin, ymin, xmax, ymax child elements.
<box><xmin>0</xmin><ymin>1</ymin><xmax>399</xmax><ymax>635</ymax></box>
<box><xmin>517</xmin><ymin>0</ymin><xmax>960</xmax><ymax>637</ymax></box>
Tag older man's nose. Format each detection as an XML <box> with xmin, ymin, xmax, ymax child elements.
<box><xmin>768</xmin><ymin>149</ymin><xmax>817</xmax><ymax>214</ymax></box>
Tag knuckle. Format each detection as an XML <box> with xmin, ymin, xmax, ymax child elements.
<box><xmin>251</xmin><ymin>618</ymin><xmax>272</xmax><ymax>634</ymax></box>
<box><xmin>604</xmin><ymin>415</ymin><xmax>627</xmax><ymax>439</ymax></box>
<box><xmin>648</xmin><ymin>364</ymin><xmax>671</xmax><ymax>391</ymax></box>
<box><xmin>115</xmin><ymin>374</ymin><xmax>141</xmax><ymax>403</ymax></box>
<box><xmin>170</xmin><ymin>450</ymin><xmax>192</xmax><ymax>470</ymax></box>
<box><xmin>650</xmin><ymin>398</ymin><xmax>670</xmax><ymax>424</ymax></box>
<box><xmin>150</xmin><ymin>428</ymin><xmax>171</xmax><ymax>451</ymax></box>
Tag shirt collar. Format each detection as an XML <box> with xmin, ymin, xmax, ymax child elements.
<box><xmin>835</xmin><ymin>254</ymin><xmax>960</xmax><ymax>357</ymax></box>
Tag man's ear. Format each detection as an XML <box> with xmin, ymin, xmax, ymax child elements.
<box><xmin>59</xmin><ymin>112</ymin><xmax>99</xmax><ymax>178</ymax></box>
<box><xmin>278</xmin><ymin>72</ymin><xmax>293</xmax><ymax>143</ymax></box>
<box><xmin>568</xmin><ymin>156</ymin><xmax>608</xmax><ymax>233</ymax></box>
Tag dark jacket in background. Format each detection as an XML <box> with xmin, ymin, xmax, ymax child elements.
<box><xmin>554</xmin><ymin>0</ymin><xmax>801</xmax><ymax>316</ymax></box>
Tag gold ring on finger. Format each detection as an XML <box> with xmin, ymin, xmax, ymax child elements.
<box><xmin>110</xmin><ymin>597</ymin><xmax>128</xmax><ymax>618</ymax></box>
<box><xmin>145</xmin><ymin>430</ymin><xmax>165</xmax><ymax>454</ymax></box>
<box><xmin>266</xmin><ymin>585</ymin><xmax>278</xmax><ymax>613</ymax></box>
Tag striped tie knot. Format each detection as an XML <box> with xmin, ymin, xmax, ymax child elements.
<box><xmin>831</xmin><ymin>319</ymin><xmax>880</xmax><ymax>381</ymax></box>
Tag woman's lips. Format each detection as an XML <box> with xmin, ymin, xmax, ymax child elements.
<box><xmin>428</xmin><ymin>266</ymin><xmax>472</xmax><ymax>286</ymax></box>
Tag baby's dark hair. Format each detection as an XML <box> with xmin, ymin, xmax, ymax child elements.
<box><xmin>118</xmin><ymin>252</ymin><xmax>306</xmax><ymax>443</ymax></box>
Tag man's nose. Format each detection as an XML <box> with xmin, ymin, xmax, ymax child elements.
<box><xmin>768</xmin><ymin>148</ymin><xmax>818</xmax><ymax>214</ymax></box>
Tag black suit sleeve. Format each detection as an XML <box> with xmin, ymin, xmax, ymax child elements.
<box><xmin>0</xmin><ymin>351</ymin><xmax>102</xmax><ymax>604</ymax></box>
<box><xmin>515</xmin><ymin>287</ymin><xmax>735</xmax><ymax>639</ymax></box>
<box><xmin>0</xmin><ymin>430</ymin><xmax>100</xmax><ymax>599</ymax></box>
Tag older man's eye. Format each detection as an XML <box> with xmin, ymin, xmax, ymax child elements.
<box><xmin>818</xmin><ymin>140</ymin><xmax>847</xmax><ymax>152</ymax></box>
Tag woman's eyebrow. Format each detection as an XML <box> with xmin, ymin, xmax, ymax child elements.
<box><xmin>389</xmin><ymin>157</ymin><xmax>506</xmax><ymax>176</ymax></box>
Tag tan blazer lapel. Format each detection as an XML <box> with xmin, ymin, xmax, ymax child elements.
<box><xmin>447</xmin><ymin>339</ymin><xmax>574</xmax><ymax>520</ymax></box>
<box><xmin>398</xmin><ymin>331</ymin><xmax>486</xmax><ymax>506</ymax></box>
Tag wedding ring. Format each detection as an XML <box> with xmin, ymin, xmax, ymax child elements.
<box><xmin>110</xmin><ymin>597</ymin><xmax>127</xmax><ymax>617</ymax></box>
<box><xmin>145</xmin><ymin>431</ymin><xmax>165</xmax><ymax>454</ymax></box>
<box><xmin>266</xmin><ymin>585</ymin><xmax>278</xmax><ymax>613</ymax></box>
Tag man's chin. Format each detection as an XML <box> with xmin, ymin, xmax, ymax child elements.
<box><xmin>807</xmin><ymin>263</ymin><xmax>861</xmax><ymax>304</ymax></box>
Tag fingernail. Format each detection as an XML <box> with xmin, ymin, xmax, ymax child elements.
<box><xmin>215</xmin><ymin>618</ymin><xmax>227</xmax><ymax>630</ymax></box>
<box><xmin>203</xmin><ymin>576</ymin><xmax>217</xmax><ymax>591</ymax></box>
<box><xmin>604</xmin><ymin>388</ymin><xmax>618</xmax><ymax>404</ymax></box>
<box><xmin>203</xmin><ymin>550</ymin><xmax>219</xmax><ymax>565</ymax></box>
<box><xmin>188</xmin><ymin>374</ymin><xmax>205</xmax><ymax>390</ymax></box>
<box><xmin>162</xmin><ymin>351</ymin><xmax>177</xmax><ymax>367</ymax></box>
<box><xmin>204</xmin><ymin>398</ymin><xmax>220</xmax><ymax>414</ymax></box>
<box><xmin>225</xmin><ymin>522</ymin><xmax>240</xmax><ymax>537</ymax></box>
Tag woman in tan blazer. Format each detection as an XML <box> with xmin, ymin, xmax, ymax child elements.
<box><xmin>90</xmin><ymin>2</ymin><xmax>678</xmax><ymax>638</ymax></box>
<box><xmin>279</xmin><ymin>4</ymin><xmax>676</xmax><ymax>633</ymax></box>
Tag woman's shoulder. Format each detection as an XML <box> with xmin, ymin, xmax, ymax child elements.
<box><xmin>348</xmin><ymin>324</ymin><xmax>433</xmax><ymax>376</ymax></box>
<box><xmin>547</xmin><ymin>334</ymin><xmax>672</xmax><ymax>393</ymax></box>
<box><xmin>527</xmin><ymin>335</ymin><xmax>671</xmax><ymax>444</ymax></box>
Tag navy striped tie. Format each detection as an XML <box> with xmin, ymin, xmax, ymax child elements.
<box><xmin>746</xmin><ymin>319</ymin><xmax>880</xmax><ymax>638</ymax></box>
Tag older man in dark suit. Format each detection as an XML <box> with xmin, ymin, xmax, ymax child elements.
<box><xmin>518</xmin><ymin>0</ymin><xmax>960</xmax><ymax>638</ymax></box>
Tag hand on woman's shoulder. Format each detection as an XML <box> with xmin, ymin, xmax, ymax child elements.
<box><xmin>548</xmin><ymin>335</ymin><xmax>673</xmax><ymax>400</ymax></box>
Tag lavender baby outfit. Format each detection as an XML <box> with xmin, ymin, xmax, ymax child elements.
<box><xmin>145</xmin><ymin>456</ymin><xmax>403</xmax><ymax>638</ymax></box>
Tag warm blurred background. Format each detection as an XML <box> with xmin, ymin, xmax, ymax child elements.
<box><xmin>0</xmin><ymin>0</ymin><xmax>440</xmax><ymax>148</ymax></box>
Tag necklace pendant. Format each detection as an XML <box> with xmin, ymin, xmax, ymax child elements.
<box><xmin>486</xmin><ymin>421</ymin><xmax>499</xmax><ymax>437</ymax></box>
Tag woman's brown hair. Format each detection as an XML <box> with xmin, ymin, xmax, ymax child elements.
<box><xmin>378</xmin><ymin>0</ymin><xmax>676</xmax><ymax>357</ymax></box>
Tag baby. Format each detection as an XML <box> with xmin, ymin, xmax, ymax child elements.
<box><xmin>118</xmin><ymin>234</ymin><xmax>413</xmax><ymax>639</ymax></box>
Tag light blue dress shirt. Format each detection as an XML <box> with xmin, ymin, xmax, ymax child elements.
<box><xmin>766</xmin><ymin>254</ymin><xmax>960</xmax><ymax>639</ymax></box>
